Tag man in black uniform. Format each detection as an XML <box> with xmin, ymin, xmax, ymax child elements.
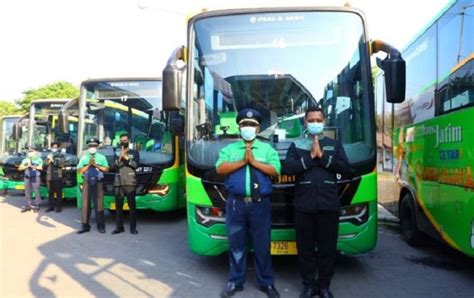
<box><xmin>112</xmin><ymin>133</ymin><xmax>140</xmax><ymax>235</ymax></box>
<box><xmin>283</xmin><ymin>107</ymin><xmax>354</xmax><ymax>298</ymax></box>
<box><xmin>45</xmin><ymin>142</ymin><xmax>65</xmax><ymax>213</ymax></box>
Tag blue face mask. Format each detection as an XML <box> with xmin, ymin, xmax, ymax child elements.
<box><xmin>307</xmin><ymin>122</ymin><xmax>325</xmax><ymax>135</ymax></box>
<box><xmin>240</xmin><ymin>126</ymin><xmax>257</xmax><ymax>141</ymax></box>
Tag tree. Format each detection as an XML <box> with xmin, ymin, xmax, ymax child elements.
<box><xmin>16</xmin><ymin>81</ymin><xmax>79</xmax><ymax>112</ymax></box>
<box><xmin>0</xmin><ymin>101</ymin><xmax>21</xmax><ymax>119</ymax></box>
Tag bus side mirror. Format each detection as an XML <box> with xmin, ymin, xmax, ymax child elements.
<box><xmin>380</xmin><ymin>56</ymin><xmax>406</xmax><ymax>104</ymax></box>
<box><xmin>58</xmin><ymin>111</ymin><xmax>69</xmax><ymax>134</ymax></box>
<box><xmin>12</xmin><ymin>123</ymin><xmax>21</xmax><ymax>140</ymax></box>
<box><xmin>163</xmin><ymin>46</ymin><xmax>185</xmax><ymax>111</ymax></box>
<box><xmin>372</xmin><ymin>40</ymin><xmax>406</xmax><ymax>104</ymax></box>
<box><xmin>171</xmin><ymin>118</ymin><xmax>184</xmax><ymax>136</ymax></box>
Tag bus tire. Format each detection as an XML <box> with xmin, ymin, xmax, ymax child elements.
<box><xmin>400</xmin><ymin>193</ymin><xmax>425</xmax><ymax>246</ymax></box>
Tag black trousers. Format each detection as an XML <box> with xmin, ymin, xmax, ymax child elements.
<box><xmin>47</xmin><ymin>180</ymin><xmax>62</xmax><ymax>209</ymax></box>
<box><xmin>82</xmin><ymin>181</ymin><xmax>105</xmax><ymax>229</ymax></box>
<box><xmin>114</xmin><ymin>185</ymin><xmax>137</xmax><ymax>230</ymax></box>
<box><xmin>295</xmin><ymin>210</ymin><xmax>339</xmax><ymax>289</ymax></box>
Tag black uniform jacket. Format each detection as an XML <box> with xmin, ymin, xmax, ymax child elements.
<box><xmin>113</xmin><ymin>149</ymin><xmax>140</xmax><ymax>187</ymax></box>
<box><xmin>283</xmin><ymin>137</ymin><xmax>354</xmax><ymax>212</ymax></box>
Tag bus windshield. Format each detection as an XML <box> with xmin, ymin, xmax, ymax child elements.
<box><xmin>81</xmin><ymin>80</ymin><xmax>173</xmax><ymax>165</ymax></box>
<box><xmin>188</xmin><ymin>11</ymin><xmax>374</xmax><ymax>169</ymax></box>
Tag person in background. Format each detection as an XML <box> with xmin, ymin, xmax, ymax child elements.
<box><xmin>44</xmin><ymin>142</ymin><xmax>65</xmax><ymax>213</ymax></box>
<box><xmin>18</xmin><ymin>148</ymin><xmax>43</xmax><ymax>213</ymax></box>
<box><xmin>77</xmin><ymin>138</ymin><xmax>109</xmax><ymax>234</ymax></box>
<box><xmin>112</xmin><ymin>133</ymin><xmax>140</xmax><ymax>235</ymax></box>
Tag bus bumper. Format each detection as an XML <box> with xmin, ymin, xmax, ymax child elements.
<box><xmin>186</xmin><ymin>200</ymin><xmax>377</xmax><ymax>256</ymax></box>
<box><xmin>39</xmin><ymin>186</ymin><xmax>78</xmax><ymax>200</ymax></box>
<box><xmin>0</xmin><ymin>178</ymin><xmax>25</xmax><ymax>191</ymax></box>
<box><xmin>76</xmin><ymin>182</ymin><xmax>183</xmax><ymax>212</ymax></box>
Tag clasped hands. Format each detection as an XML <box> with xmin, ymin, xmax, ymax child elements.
<box><xmin>310</xmin><ymin>135</ymin><xmax>323</xmax><ymax>159</ymax></box>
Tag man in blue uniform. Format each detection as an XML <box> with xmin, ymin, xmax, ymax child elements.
<box><xmin>216</xmin><ymin>108</ymin><xmax>281</xmax><ymax>298</ymax></box>
<box><xmin>77</xmin><ymin>138</ymin><xmax>109</xmax><ymax>234</ymax></box>
<box><xmin>283</xmin><ymin>107</ymin><xmax>354</xmax><ymax>298</ymax></box>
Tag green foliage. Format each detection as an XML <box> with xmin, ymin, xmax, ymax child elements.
<box><xmin>16</xmin><ymin>81</ymin><xmax>79</xmax><ymax>112</ymax></box>
<box><xmin>0</xmin><ymin>100</ymin><xmax>21</xmax><ymax>119</ymax></box>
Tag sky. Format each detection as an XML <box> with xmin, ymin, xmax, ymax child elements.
<box><xmin>0</xmin><ymin>0</ymin><xmax>451</xmax><ymax>101</ymax></box>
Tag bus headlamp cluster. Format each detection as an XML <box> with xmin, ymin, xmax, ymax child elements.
<box><xmin>339</xmin><ymin>203</ymin><xmax>369</xmax><ymax>225</ymax></box>
<box><xmin>148</xmin><ymin>184</ymin><xmax>170</xmax><ymax>196</ymax></box>
<box><xmin>196</xmin><ymin>205</ymin><xmax>225</xmax><ymax>227</ymax></box>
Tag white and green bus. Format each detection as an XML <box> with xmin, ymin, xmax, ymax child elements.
<box><xmin>61</xmin><ymin>78</ymin><xmax>185</xmax><ymax>211</ymax></box>
<box><xmin>0</xmin><ymin>115</ymin><xmax>22</xmax><ymax>157</ymax></box>
<box><xmin>0</xmin><ymin>99</ymin><xmax>79</xmax><ymax>195</ymax></box>
<box><xmin>376</xmin><ymin>0</ymin><xmax>474</xmax><ymax>256</ymax></box>
<box><xmin>162</xmin><ymin>5</ymin><xmax>405</xmax><ymax>255</ymax></box>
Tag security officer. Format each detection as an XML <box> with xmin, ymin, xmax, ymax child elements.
<box><xmin>77</xmin><ymin>138</ymin><xmax>109</xmax><ymax>234</ymax></box>
<box><xmin>45</xmin><ymin>142</ymin><xmax>65</xmax><ymax>213</ymax></box>
<box><xmin>112</xmin><ymin>133</ymin><xmax>140</xmax><ymax>235</ymax></box>
<box><xmin>18</xmin><ymin>148</ymin><xmax>43</xmax><ymax>213</ymax></box>
<box><xmin>216</xmin><ymin>108</ymin><xmax>281</xmax><ymax>298</ymax></box>
<box><xmin>283</xmin><ymin>107</ymin><xmax>354</xmax><ymax>298</ymax></box>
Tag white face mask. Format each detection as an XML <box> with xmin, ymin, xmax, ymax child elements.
<box><xmin>27</xmin><ymin>152</ymin><xmax>35</xmax><ymax>158</ymax></box>
<box><xmin>307</xmin><ymin>122</ymin><xmax>325</xmax><ymax>135</ymax></box>
<box><xmin>51</xmin><ymin>148</ymin><xmax>58</xmax><ymax>153</ymax></box>
<box><xmin>240</xmin><ymin>126</ymin><xmax>257</xmax><ymax>141</ymax></box>
<box><xmin>88</xmin><ymin>147</ymin><xmax>97</xmax><ymax>154</ymax></box>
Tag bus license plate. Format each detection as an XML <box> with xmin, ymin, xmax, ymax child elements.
<box><xmin>271</xmin><ymin>241</ymin><xmax>297</xmax><ymax>255</ymax></box>
<box><xmin>15</xmin><ymin>185</ymin><xmax>25</xmax><ymax>190</ymax></box>
<box><xmin>109</xmin><ymin>203</ymin><xmax>129</xmax><ymax>210</ymax></box>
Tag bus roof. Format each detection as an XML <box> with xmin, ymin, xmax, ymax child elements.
<box><xmin>401</xmin><ymin>0</ymin><xmax>457</xmax><ymax>53</ymax></box>
<box><xmin>80</xmin><ymin>77</ymin><xmax>162</xmax><ymax>86</ymax></box>
<box><xmin>188</xmin><ymin>5</ymin><xmax>367</xmax><ymax>22</ymax></box>
<box><xmin>31</xmin><ymin>98</ymin><xmax>74</xmax><ymax>104</ymax></box>
<box><xmin>1</xmin><ymin>115</ymin><xmax>23</xmax><ymax>120</ymax></box>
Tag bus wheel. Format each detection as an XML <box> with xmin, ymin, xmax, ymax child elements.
<box><xmin>400</xmin><ymin>193</ymin><xmax>425</xmax><ymax>246</ymax></box>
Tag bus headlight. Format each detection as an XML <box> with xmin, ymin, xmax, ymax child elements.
<box><xmin>148</xmin><ymin>184</ymin><xmax>169</xmax><ymax>196</ymax></box>
<box><xmin>196</xmin><ymin>205</ymin><xmax>225</xmax><ymax>227</ymax></box>
<box><xmin>339</xmin><ymin>203</ymin><xmax>369</xmax><ymax>225</ymax></box>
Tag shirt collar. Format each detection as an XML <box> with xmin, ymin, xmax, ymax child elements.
<box><xmin>238</xmin><ymin>139</ymin><xmax>262</xmax><ymax>149</ymax></box>
<box><xmin>305</xmin><ymin>131</ymin><xmax>325</xmax><ymax>140</ymax></box>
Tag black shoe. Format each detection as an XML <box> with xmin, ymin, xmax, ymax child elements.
<box><xmin>300</xmin><ymin>285</ymin><xmax>318</xmax><ymax>298</ymax></box>
<box><xmin>21</xmin><ymin>207</ymin><xmax>31</xmax><ymax>213</ymax></box>
<box><xmin>111</xmin><ymin>228</ymin><xmax>125</xmax><ymax>235</ymax></box>
<box><xmin>220</xmin><ymin>283</ymin><xmax>243</xmax><ymax>297</ymax></box>
<box><xmin>319</xmin><ymin>288</ymin><xmax>334</xmax><ymax>298</ymax></box>
<box><xmin>45</xmin><ymin>207</ymin><xmax>55</xmax><ymax>212</ymax></box>
<box><xmin>55</xmin><ymin>207</ymin><xmax>62</xmax><ymax>213</ymax></box>
<box><xmin>98</xmin><ymin>227</ymin><xmax>106</xmax><ymax>234</ymax></box>
<box><xmin>260</xmin><ymin>285</ymin><xmax>280</xmax><ymax>298</ymax></box>
<box><xmin>130</xmin><ymin>228</ymin><xmax>138</xmax><ymax>235</ymax></box>
<box><xmin>77</xmin><ymin>227</ymin><xmax>90</xmax><ymax>234</ymax></box>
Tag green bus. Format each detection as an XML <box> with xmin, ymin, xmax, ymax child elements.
<box><xmin>376</xmin><ymin>0</ymin><xmax>473</xmax><ymax>257</ymax></box>
<box><xmin>0</xmin><ymin>115</ymin><xmax>22</xmax><ymax>157</ymax></box>
<box><xmin>0</xmin><ymin>99</ymin><xmax>79</xmax><ymax>196</ymax></box>
<box><xmin>62</xmin><ymin>78</ymin><xmax>185</xmax><ymax>211</ymax></box>
<box><xmin>0</xmin><ymin>115</ymin><xmax>22</xmax><ymax>191</ymax></box>
<box><xmin>162</xmin><ymin>6</ymin><xmax>405</xmax><ymax>255</ymax></box>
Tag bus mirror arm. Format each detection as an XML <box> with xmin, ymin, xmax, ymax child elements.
<box><xmin>371</xmin><ymin>40</ymin><xmax>406</xmax><ymax>104</ymax></box>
